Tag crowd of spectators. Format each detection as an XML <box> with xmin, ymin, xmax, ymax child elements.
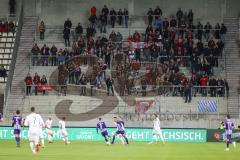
<box><xmin>31</xmin><ymin>6</ymin><xmax>230</xmax><ymax>101</ymax></box>
<box><xmin>24</xmin><ymin>72</ymin><xmax>48</xmax><ymax>96</ymax></box>
<box><xmin>0</xmin><ymin>20</ymin><xmax>16</xmax><ymax>35</ymax></box>
<box><xmin>89</xmin><ymin>5</ymin><xmax>129</xmax><ymax>34</ymax></box>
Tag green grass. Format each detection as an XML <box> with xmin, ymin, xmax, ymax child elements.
<box><xmin>0</xmin><ymin>140</ymin><xmax>238</xmax><ymax>160</ymax></box>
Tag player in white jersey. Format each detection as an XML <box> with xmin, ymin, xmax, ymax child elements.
<box><xmin>59</xmin><ymin>117</ymin><xmax>70</xmax><ymax>144</ymax></box>
<box><xmin>45</xmin><ymin>117</ymin><xmax>54</xmax><ymax>143</ymax></box>
<box><xmin>149</xmin><ymin>114</ymin><xmax>165</xmax><ymax>144</ymax></box>
<box><xmin>24</xmin><ymin>107</ymin><xmax>44</xmax><ymax>155</ymax></box>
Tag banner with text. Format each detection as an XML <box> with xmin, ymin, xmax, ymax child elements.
<box><xmin>207</xmin><ymin>129</ymin><xmax>240</xmax><ymax>142</ymax></box>
<box><xmin>0</xmin><ymin>127</ymin><xmax>206</xmax><ymax>142</ymax></box>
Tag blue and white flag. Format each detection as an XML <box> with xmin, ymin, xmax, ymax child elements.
<box><xmin>197</xmin><ymin>100</ymin><xmax>218</xmax><ymax>112</ymax></box>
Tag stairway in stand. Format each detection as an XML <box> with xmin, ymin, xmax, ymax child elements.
<box><xmin>5</xmin><ymin>16</ymin><xmax>38</xmax><ymax>120</ymax></box>
<box><xmin>224</xmin><ymin>17</ymin><xmax>240</xmax><ymax>117</ymax></box>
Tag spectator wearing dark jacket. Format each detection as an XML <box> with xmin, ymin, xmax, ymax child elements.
<box><xmin>184</xmin><ymin>80</ymin><xmax>192</xmax><ymax>103</ymax></box>
<box><xmin>224</xmin><ymin>79</ymin><xmax>229</xmax><ymax>98</ymax></box>
<box><xmin>214</xmin><ymin>23</ymin><xmax>221</xmax><ymax>39</ymax></box>
<box><xmin>64</xmin><ymin>18</ymin><xmax>72</xmax><ymax>29</ymax></box>
<box><xmin>9</xmin><ymin>0</ymin><xmax>16</xmax><ymax>16</ymax></box>
<box><xmin>147</xmin><ymin>8</ymin><xmax>154</xmax><ymax>25</ymax></box>
<box><xmin>40</xmin><ymin>75</ymin><xmax>47</xmax><ymax>95</ymax></box>
<box><xmin>209</xmin><ymin>76</ymin><xmax>217</xmax><ymax>97</ymax></box>
<box><xmin>123</xmin><ymin>8</ymin><xmax>129</xmax><ymax>28</ymax></box>
<box><xmin>33</xmin><ymin>72</ymin><xmax>40</xmax><ymax>95</ymax></box>
<box><xmin>110</xmin><ymin>8</ymin><xmax>117</xmax><ymax>28</ymax></box>
<box><xmin>0</xmin><ymin>65</ymin><xmax>7</xmax><ymax>82</ymax></box>
<box><xmin>50</xmin><ymin>45</ymin><xmax>57</xmax><ymax>66</ymax></box>
<box><xmin>217</xmin><ymin>78</ymin><xmax>224</xmax><ymax>97</ymax></box>
<box><xmin>63</xmin><ymin>27</ymin><xmax>70</xmax><ymax>47</ymax></box>
<box><xmin>102</xmin><ymin>5</ymin><xmax>109</xmax><ymax>16</ymax></box>
<box><xmin>75</xmin><ymin>23</ymin><xmax>83</xmax><ymax>41</ymax></box>
<box><xmin>41</xmin><ymin>44</ymin><xmax>50</xmax><ymax>66</ymax></box>
<box><xmin>176</xmin><ymin>8</ymin><xmax>183</xmax><ymax>24</ymax></box>
<box><xmin>187</xmin><ymin>9</ymin><xmax>193</xmax><ymax>25</ymax></box>
<box><xmin>31</xmin><ymin>43</ymin><xmax>40</xmax><ymax>65</ymax></box>
<box><xmin>196</xmin><ymin>22</ymin><xmax>203</xmax><ymax>41</ymax></box>
<box><xmin>170</xmin><ymin>16</ymin><xmax>177</xmax><ymax>28</ymax></box>
<box><xmin>220</xmin><ymin>23</ymin><xmax>227</xmax><ymax>41</ymax></box>
<box><xmin>204</xmin><ymin>22</ymin><xmax>212</xmax><ymax>41</ymax></box>
<box><xmin>100</xmin><ymin>12</ymin><xmax>107</xmax><ymax>33</ymax></box>
<box><xmin>154</xmin><ymin>6</ymin><xmax>162</xmax><ymax>20</ymax></box>
<box><xmin>118</xmin><ymin>9</ymin><xmax>123</xmax><ymax>26</ymax></box>
<box><xmin>106</xmin><ymin>77</ymin><xmax>114</xmax><ymax>96</ymax></box>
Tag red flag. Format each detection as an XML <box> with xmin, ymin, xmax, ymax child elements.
<box><xmin>37</xmin><ymin>85</ymin><xmax>54</xmax><ymax>91</ymax></box>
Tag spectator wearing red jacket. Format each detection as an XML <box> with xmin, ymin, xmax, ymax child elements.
<box><xmin>90</xmin><ymin>6</ymin><xmax>97</xmax><ymax>16</ymax></box>
<box><xmin>25</xmin><ymin>73</ymin><xmax>33</xmax><ymax>95</ymax></box>
<box><xmin>127</xmin><ymin>35</ymin><xmax>135</xmax><ymax>42</ymax></box>
<box><xmin>200</xmin><ymin>75</ymin><xmax>209</xmax><ymax>96</ymax></box>
<box><xmin>133</xmin><ymin>31</ymin><xmax>141</xmax><ymax>42</ymax></box>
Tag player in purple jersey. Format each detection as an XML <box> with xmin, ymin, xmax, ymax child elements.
<box><xmin>96</xmin><ymin>118</ymin><xmax>111</xmax><ymax>144</ymax></box>
<box><xmin>12</xmin><ymin>110</ymin><xmax>22</xmax><ymax>147</ymax></box>
<box><xmin>0</xmin><ymin>112</ymin><xmax>3</xmax><ymax>122</ymax></box>
<box><xmin>111</xmin><ymin>117</ymin><xmax>129</xmax><ymax>145</ymax></box>
<box><xmin>224</xmin><ymin>115</ymin><xmax>236</xmax><ymax>151</ymax></box>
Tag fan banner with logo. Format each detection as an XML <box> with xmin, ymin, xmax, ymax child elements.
<box><xmin>135</xmin><ymin>98</ymin><xmax>155</xmax><ymax>114</ymax></box>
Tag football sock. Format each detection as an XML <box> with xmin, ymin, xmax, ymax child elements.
<box><xmin>104</xmin><ymin>136</ymin><xmax>108</xmax><ymax>142</ymax></box>
<box><xmin>124</xmin><ymin>137</ymin><xmax>129</xmax><ymax>144</ymax></box>
<box><xmin>41</xmin><ymin>139</ymin><xmax>45</xmax><ymax>146</ymax></box>
<box><xmin>111</xmin><ymin>135</ymin><xmax>116</xmax><ymax>144</ymax></box>
<box><xmin>159</xmin><ymin>134</ymin><xmax>165</xmax><ymax>142</ymax></box>
<box><xmin>30</xmin><ymin>142</ymin><xmax>35</xmax><ymax>153</ymax></box>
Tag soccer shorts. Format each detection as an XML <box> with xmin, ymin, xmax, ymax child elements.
<box><xmin>116</xmin><ymin>130</ymin><xmax>125</xmax><ymax>135</ymax></box>
<box><xmin>152</xmin><ymin>128</ymin><xmax>162</xmax><ymax>135</ymax></box>
<box><xmin>28</xmin><ymin>129</ymin><xmax>40</xmax><ymax>142</ymax></box>
<box><xmin>60</xmin><ymin>129</ymin><xmax>68</xmax><ymax>138</ymax></box>
<box><xmin>14</xmin><ymin>129</ymin><xmax>21</xmax><ymax>135</ymax></box>
<box><xmin>101</xmin><ymin>130</ymin><xmax>108</xmax><ymax>137</ymax></box>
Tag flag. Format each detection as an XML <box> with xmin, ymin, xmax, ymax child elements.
<box><xmin>37</xmin><ymin>85</ymin><xmax>54</xmax><ymax>91</ymax></box>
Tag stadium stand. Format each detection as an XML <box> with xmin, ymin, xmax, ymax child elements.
<box><xmin>0</xmin><ymin>19</ymin><xmax>17</xmax><ymax>82</ymax></box>
<box><xmin>1</xmin><ymin>0</ymin><xmax>240</xmax><ymax>128</ymax></box>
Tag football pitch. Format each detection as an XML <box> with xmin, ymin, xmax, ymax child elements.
<box><xmin>0</xmin><ymin>140</ymin><xmax>238</xmax><ymax>160</ymax></box>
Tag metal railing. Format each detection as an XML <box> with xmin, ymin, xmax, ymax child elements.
<box><xmin>4</xmin><ymin>4</ymin><xmax>23</xmax><ymax>113</ymax></box>
<box><xmin>23</xmin><ymin>84</ymin><xmax>227</xmax><ymax>98</ymax></box>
